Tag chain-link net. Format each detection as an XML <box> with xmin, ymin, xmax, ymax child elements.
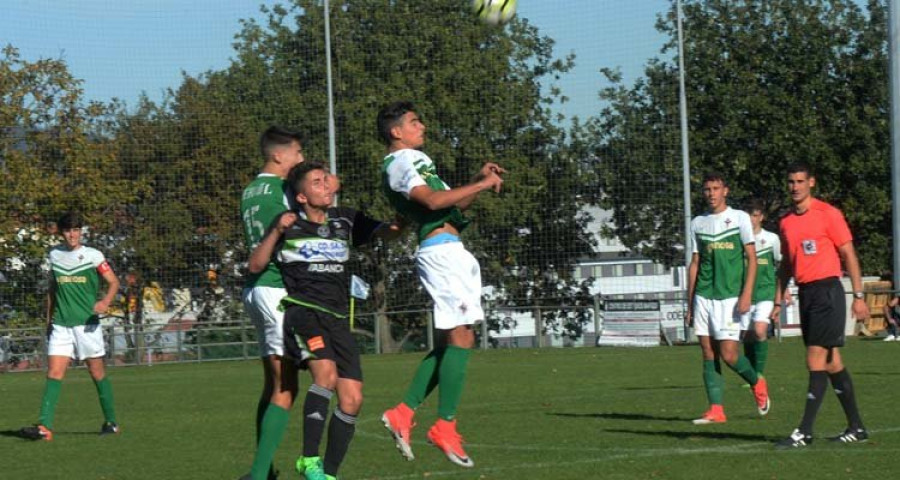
<box><xmin>2</xmin><ymin>1</ymin><xmax>893</xmax><ymax>368</ymax></box>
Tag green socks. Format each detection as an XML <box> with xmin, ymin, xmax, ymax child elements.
<box><xmin>437</xmin><ymin>346</ymin><xmax>471</xmax><ymax>421</ymax></box>
<box><xmin>38</xmin><ymin>378</ymin><xmax>62</xmax><ymax>429</ymax></box>
<box><xmin>94</xmin><ymin>377</ymin><xmax>117</xmax><ymax>424</ymax></box>
<box><xmin>403</xmin><ymin>349</ymin><xmax>442</xmax><ymax>409</ymax></box>
<box><xmin>726</xmin><ymin>355</ymin><xmax>759</xmax><ymax>385</ymax></box>
<box><xmin>743</xmin><ymin>339</ymin><xmax>769</xmax><ymax>375</ymax></box>
<box><xmin>250</xmin><ymin>404</ymin><xmax>290</xmax><ymax>480</ymax></box>
<box><xmin>702</xmin><ymin>359</ymin><xmax>723</xmax><ymax>405</ymax></box>
<box><xmin>752</xmin><ymin>340</ymin><xmax>768</xmax><ymax>375</ymax></box>
<box><xmin>402</xmin><ymin>345</ymin><xmax>472</xmax><ymax>420</ymax></box>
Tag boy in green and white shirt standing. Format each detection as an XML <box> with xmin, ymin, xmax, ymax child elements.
<box><xmin>741</xmin><ymin>199</ymin><xmax>783</xmax><ymax>375</ymax></box>
<box><xmin>686</xmin><ymin>173</ymin><xmax>769</xmax><ymax>425</ymax></box>
<box><xmin>20</xmin><ymin>211</ymin><xmax>121</xmax><ymax>441</ymax></box>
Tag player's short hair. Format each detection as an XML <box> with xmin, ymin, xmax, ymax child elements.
<box><xmin>288</xmin><ymin>161</ymin><xmax>327</xmax><ymax>194</ymax></box>
<box><xmin>745</xmin><ymin>198</ymin><xmax>765</xmax><ymax>215</ymax></box>
<box><xmin>259</xmin><ymin>126</ymin><xmax>303</xmax><ymax>160</ymax></box>
<box><xmin>786</xmin><ymin>161</ymin><xmax>815</xmax><ymax>178</ymax></box>
<box><xmin>57</xmin><ymin>211</ymin><xmax>83</xmax><ymax>230</ymax></box>
<box><xmin>377</xmin><ymin>101</ymin><xmax>416</xmax><ymax>145</ymax></box>
<box><xmin>702</xmin><ymin>171</ymin><xmax>728</xmax><ymax>187</ymax></box>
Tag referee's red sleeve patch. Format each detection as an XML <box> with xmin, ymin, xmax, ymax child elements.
<box><xmin>97</xmin><ymin>261</ymin><xmax>111</xmax><ymax>274</ymax></box>
<box><xmin>307</xmin><ymin>336</ymin><xmax>325</xmax><ymax>351</ymax></box>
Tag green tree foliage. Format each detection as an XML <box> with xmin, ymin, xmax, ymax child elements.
<box><xmin>117</xmin><ymin>0</ymin><xmax>595</xmax><ymax>347</ymax></box>
<box><xmin>591</xmin><ymin>0</ymin><xmax>890</xmax><ymax>274</ymax></box>
<box><xmin>0</xmin><ymin>46</ymin><xmax>144</xmax><ymax>325</ymax></box>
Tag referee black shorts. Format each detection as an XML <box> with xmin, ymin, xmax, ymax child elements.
<box><xmin>283</xmin><ymin>305</ymin><xmax>363</xmax><ymax>382</ymax></box>
<box><xmin>798</xmin><ymin>277</ymin><xmax>846</xmax><ymax>348</ymax></box>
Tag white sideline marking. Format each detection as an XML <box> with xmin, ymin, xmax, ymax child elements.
<box><xmin>355</xmin><ymin>419</ymin><xmax>900</xmax><ymax>480</ymax></box>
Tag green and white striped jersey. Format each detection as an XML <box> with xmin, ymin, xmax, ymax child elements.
<box><xmin>691</xmin><ymin>207</ymin><xmax>755</xmax><ymax>300</ymax></box>
<box><xmin>48</xmin><ymin>245</ymin><xmax>106</xmax><ymax>327</ymax></box>
<box><xmin>751</xmin><ymin>228</ymin><xmax>781</xmax><ymax>303</ymax></box>
<box><xmin>241</xmin><ymin>173</ymin><xmax>291</xmax><ymax>289</ymax></box>
<box><xmin>382</xmin><ymin>149</ymin><xmax>470</xmax><ymax>243</ymax></box>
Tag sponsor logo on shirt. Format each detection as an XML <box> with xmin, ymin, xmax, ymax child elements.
<box><xmin>802</xmin><ymin>240</ymin><xmax>817</xmax><ymax>255</ymax></box>
<box><xmin>706</xmin><ymin>241</ymin><xmax>735</xmax><ymax>252</ymax></box>
<box><xmin>57</xmin><ymin>275</ymin><xmax>88</xmax><ymax>284</ymax></box>
<box><xmin>307</xmin><ymin>336</ymin><xmax>325</xmax><ymax>351</ymax></box>
<box><xmin>308</xmin><ymin>264</ymin><xmax>344</xmax><ymax>273</ymax></box>
<box><xmin>296</xmin><ymin>240</ymin><xmax>349</xmax><ymax>262</ymax></box>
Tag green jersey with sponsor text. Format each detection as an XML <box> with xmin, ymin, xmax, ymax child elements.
<box><xmin>691</xmin><ymin>207</ymin><xmax>755</xmax><ymax>300</ymax></box>
<box><xmin>48</xmin><ymin>245</ymin><xmax>106</xmax><ymax>327</ymax></box>
<box><xmin>241</xmin><ymin>173</ymin><xmax>291</xmax><ymax>288</ymax></box>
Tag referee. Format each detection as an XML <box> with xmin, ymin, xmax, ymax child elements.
<box><xmin>775</xmin><ymin>162</ymin><xmax>870</xmax><ymax>448</ymax></box>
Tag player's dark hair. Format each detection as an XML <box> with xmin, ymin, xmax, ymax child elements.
<box><xmin>702</xmin><ymin>171</ymin><xmax>728</xmax><ymax>187</ymax></box>
<box><xmin>57</xmin><ymin>211</ymin><xmax>84</xmax><ymax>230</ymax></box>
<box><xmin>288</xmin><ymin>161</ymin><xmax>327</xmax><ymax>193</ymax></box>
<box><xmin>745</xmin><ymin>198</ymin><xmax>765</xmax><ymax>215</ymax></box>
<box><xmin>259</xmin><ymin>125</ymin><xmax>303</xmax><ymax>159</ymax></box>
<box><xmin>377</xmin><ymin>100</ymin><xmax>416</xmax><ymax>145</ymax></box>
<box><xmin>786</xmin><ymin>161</ymin><xmax>815</xmax><ymax>178</ymax></box>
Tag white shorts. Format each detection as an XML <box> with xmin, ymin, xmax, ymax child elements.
<box><xmin>242</xmin><ymin>286</ymin><xmax>286</xmax><ymax>357</ymax></box>
<box><xmin>416</xmin><ymin>241</ymin><xmax>484</xmax><ymax>330</ymax></box>
<box><xmin>48</xmin><ymin>323</ymin><xmax>106</xmax><ymax>360</ymax></box>
<box><xmin>740</xmin><ymin>301</ymin><xmax>774</xmax><ymax>330</ymax></box>
<box><xmin>692</xmin><ymin>296</ymin><xmax>742</xmax><ymax>341</ymax></box>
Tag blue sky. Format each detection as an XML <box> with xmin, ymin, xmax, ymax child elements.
<box><xmin>0</xmin><ymin>1</ymin><xmax>671</xmax><ymax>121</ymax></box>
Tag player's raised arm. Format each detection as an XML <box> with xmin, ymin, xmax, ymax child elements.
<box><xmin>373</xmin><ymin>215</ymin><xmax>408</xmax><ymax>242</ymax></box>
<box><xmin>456</xmin><ymin>163</ymin><xmax>506</xmax><ymax>210</ymax></box>
<box><xmin>409</xmin><ymin>169</ymin><xmax>502</xmax><ymax>212</ymax></box>
<box><xmin>248</xmin><ymin>212</ymin><xmax>297</xmax><ymax>274</ymax></box>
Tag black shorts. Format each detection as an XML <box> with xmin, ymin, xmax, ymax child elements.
<box><xmin>798</xmin><ymin>277</ymin><xmax>846</xmax><ymax>348</ymax></box>
<box><xmin>283</xmin><ymin>305</ymin><xmax>362</xmax><ymax>381</ymax></box>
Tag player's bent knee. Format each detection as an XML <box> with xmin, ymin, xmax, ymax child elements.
<box><xmin>339</xmin><ymin>392</ymin><xmax>363</xmax><ymax>415</ymax></box>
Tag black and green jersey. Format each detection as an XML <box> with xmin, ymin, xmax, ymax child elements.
<box><xmin>48</xmin><ymin>245</ymin><xmax>106</xmax><ymax>327</ymax></box>
<box><xmin>241</xmin><ymin>173</ymin><xmax>291</xmax><ymax>289</ymax></box>
<box><xmin>382</xmin><ymin>149</ymin><xmax>470</xmax><ymax>243</ymax></box>
<box><xmin>275</xmin><ymin>207</ymin><xmax>383</xmax><ymax>317</ymax></box>
<box><xmin>691</xmin><ymin>207</ymin><xmax>755</xmax><ymax>300</ymax></box>
<box><xmin>751</xmin><ymin>228</ymin><xmax>781</xmax><ymax>303</ymax></box>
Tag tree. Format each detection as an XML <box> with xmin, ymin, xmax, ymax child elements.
<box><xmin>591</xmin><ymin>0</ymin><xmax>891</xmax><ymax>274</ymax></box>
<box><xmin>0</xmin><ymin>45</ymin><xmax>145</xmax><ymax>326</ymax></box>
<box><xmin>115</xmin><ymin>0</ymin><xmax>596</xmax><ymax>349</ymax></box>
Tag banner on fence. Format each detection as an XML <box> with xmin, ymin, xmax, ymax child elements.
<box><xmin>597</xmin><ymin>300</ymin><xmax>662</xmax><ymax>347</ymax></box>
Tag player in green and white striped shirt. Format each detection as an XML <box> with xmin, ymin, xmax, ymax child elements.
<box><xmin>20</xmin><ymin>212</ymin><xmax>121</xmax><ymax>441</ymax></box>
<box><xmin>741</xmin><ymin>199</ymin><xmax>782</xmax><ymax>376</ymax></box>
<box><xmin>686</xmin><ymin>173</ymin><xmax>769</xmax><ymax>425</ymax></box>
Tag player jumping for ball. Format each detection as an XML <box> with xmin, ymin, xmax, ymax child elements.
<box><xmin>377</xmin><ymin>100</ymin><xmax>504</xmax><ymax>468</ymax></box>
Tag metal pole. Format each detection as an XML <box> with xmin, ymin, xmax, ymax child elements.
<box><xmin>676</xmin><ymin>0</ymin><xmax>693</xmax><ymax>312</ymax></box>
<box><xmin>324</xmin><ymin>0</ymin><xmax>338</xmax><ymax>206</ymax></box>
<box><xmin>890</xmin><ymin>0</ymin><xmax>900</xmax><ymax>288</ymax></box>
<box><xmin>426</xmin><ymin>312</ymin><xmax>435</xmax><ymax>351</ymax></box>
<box><xmin>374</xmin><ymin>314</ymin><xmax>382</xmax><ymax>354</ymax></box>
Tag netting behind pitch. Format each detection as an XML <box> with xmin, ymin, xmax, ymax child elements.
<box><xmin>5</xmin><ymin>1</ymin><xmax>890</xmax><ymax>362</ymax></box>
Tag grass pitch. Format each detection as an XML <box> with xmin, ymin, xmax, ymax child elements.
<box><xmin>2</xmin><ymin>337</ymin><xmax>898</xmax><ymax>479</ymax></box>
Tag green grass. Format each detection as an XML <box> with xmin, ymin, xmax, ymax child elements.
<box><xmin>2</xmin><ymin>337</ymin><xmax>898</xmax><ymax>479</ymax></box>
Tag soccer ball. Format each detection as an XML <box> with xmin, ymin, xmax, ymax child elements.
<box><xmin>473</xmin><ymin>0</ymin><xmax>518</xmax><ymax>26</ymax></box>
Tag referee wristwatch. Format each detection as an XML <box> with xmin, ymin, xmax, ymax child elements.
<box><xmin>853</xmin><ymin>291</ymin><xmax>865</xmax><ymax>300</ymax></box>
